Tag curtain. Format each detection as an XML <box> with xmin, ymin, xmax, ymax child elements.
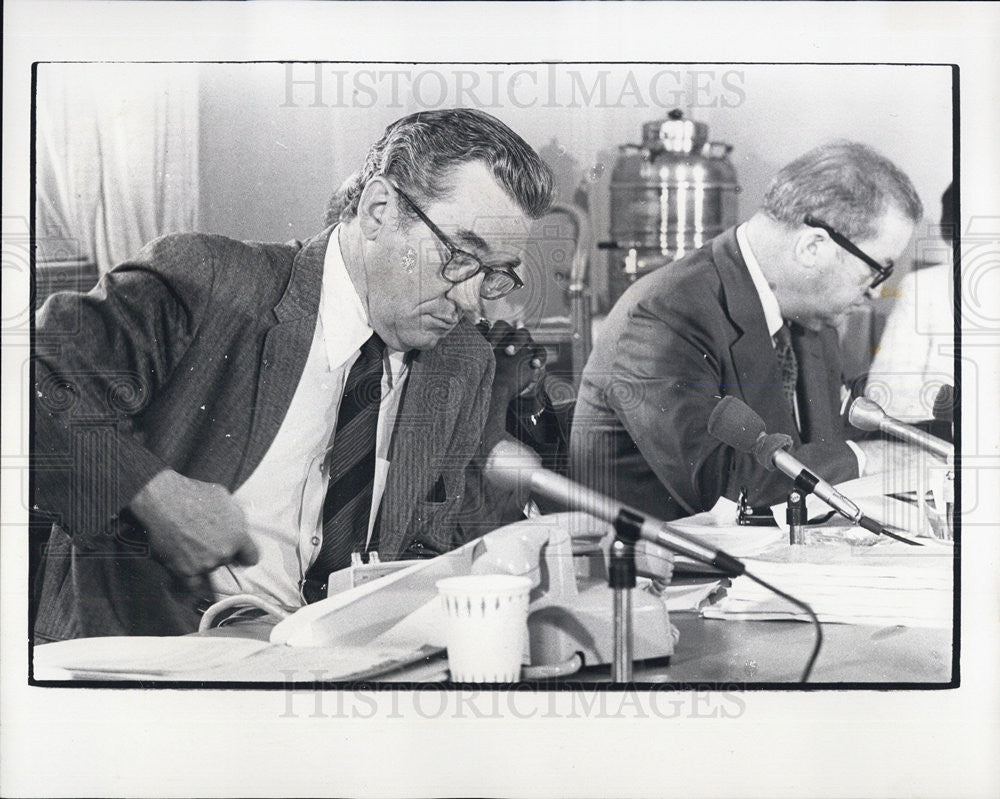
<box><xmin>36</xmin><ymin>63</ymin><xmax>199</xmax><ymax>274</ymax></box>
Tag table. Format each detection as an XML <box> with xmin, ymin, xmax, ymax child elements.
<box><xmin>174</xmin><ymin>611</ymin><xmax>953</xmax><ymax>684</ymax></box>
<box><xmin>373</xmin><ymin>612</ymin><xmax>953</xmax><ymax>685</ymax></box>
<box><xmin>565</xmin><ymin>613</ymin><xmax>953</xmax><ymax>684</ymax></box>
<box><xmin>33</xmin><ymin>611</ymin><xmax>953</xmax><ymax>685</ymax></box>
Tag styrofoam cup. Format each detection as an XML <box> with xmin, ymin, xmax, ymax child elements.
<box><xmin>436</xmin><ymin>575</ymin><xmax>532</xmax><ymax>682</ymax></box>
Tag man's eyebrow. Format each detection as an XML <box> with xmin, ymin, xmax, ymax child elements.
<box><xmin>453</xmin><ymin>228</ymin><xmax>490</xmax><ymax>252</ymax></box>
<box><xmin>453</xmin><ymin>227</ymin><xmax>521</xmax><ymax>269</ymax></box>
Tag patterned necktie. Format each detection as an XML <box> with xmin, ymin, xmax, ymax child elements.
<box><xmin>302</xmin><ymin>332</ymin><xmax>386</xmax><ymax>603</ymax></box>
<box><xmin>773</xmin><ymin>323</ymin><xmax>799</xmax><ymax>418</ymax></box>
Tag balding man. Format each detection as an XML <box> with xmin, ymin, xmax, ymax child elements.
<box><xmin>571</xmin><ymin>141</ymin><xmax>924</xmax><ymax>520</ymax></box>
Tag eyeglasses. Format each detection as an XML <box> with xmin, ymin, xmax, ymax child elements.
<box><xmin>390</xmin><ymin>184</ymin><xmax>524</xmax><ymax>300</ymax></box>
<box><xmin>804</xmin><ymin>214</ymin><xmax>894</xmax><ymax>289</ymax></box>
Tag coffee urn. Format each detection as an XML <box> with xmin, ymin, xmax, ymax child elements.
<box><xmin>602</xmin><ymin>109</ymin><xmax>739</xmax><ymax>304</ymax></box>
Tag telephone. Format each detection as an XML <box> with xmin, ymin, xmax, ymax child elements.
<box><xmin>270</xmin><ymin>512</ymin><xmax>677</xmax><ymax>670</ymax></box>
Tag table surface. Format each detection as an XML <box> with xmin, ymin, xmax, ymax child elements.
<box><xmin>376</xmin><ymin>613</ymin><xmax>953</xmax><ymax>685</ymax></box>
<box><xmin>570</xmin><ymin>613</ymin><xmax>952</xmax><ymax>684</ymax></box>
<box><xmin>179</xmin><ymin>609</ymin><xmax>952</xmax><ymax>685</ymax></box>
<box><xmin>36</xmin><ymin>611</ymin><xmax>953</xmax><ymax>684</ymax></box>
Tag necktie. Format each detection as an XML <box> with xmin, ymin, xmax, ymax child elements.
<box><xmin>302</xmin><ymin>333</ymin><xmax>385</xmax><ymax>603</ymax></box>
<box><xmin>773</xmin><ymin>323</ymin><xmax>799</xmax><ymax>419</ymax></box>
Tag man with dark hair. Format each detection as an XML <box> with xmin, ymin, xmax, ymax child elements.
<box><xmin>571</xmin><ymin>141</ymin><xmax>925</xmax><ymax>521</ymax></box>
<box><xmin>33</xmin><ymin>109</ymin><xmax>555</xmax><ymax>639</ymax></box>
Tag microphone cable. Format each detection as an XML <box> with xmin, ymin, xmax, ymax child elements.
<box><xmin>866</xmin><ymin>525</ymin><xmax>923</xmax><ymax>547</ymax></box>
<box><xmin>738</xmin><ymin>567</ymin><xmax>823</xmax><ymax>683</ymax></box>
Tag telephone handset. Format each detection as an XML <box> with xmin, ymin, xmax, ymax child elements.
<box><xmin>269</xmin><ymin>512</ymin><xmax>676</xmax><ymax>669</ymax></box>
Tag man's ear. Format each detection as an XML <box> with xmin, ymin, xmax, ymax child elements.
<box><xmin>793</xmin><ymin>227</ymin><xmax>827</xmax><ymax>270</ymax></box>
<box><xmin>356</xmin><ymin>176</ymin><xmax>394</xmax><ymax>240</ymax></box>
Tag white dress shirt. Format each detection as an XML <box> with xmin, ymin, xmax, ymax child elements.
<box><xmin>209</xmin><ymin>227</ymin><xmax>409</xmax><ymax>609</ymax></box>
<box><xmin>735</xmin><ymin>224</ymin><xmax>866</xmax><ymax>474</ymax></box>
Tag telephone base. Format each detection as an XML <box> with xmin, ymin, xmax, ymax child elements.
<box><xmin>529</xmin><ymin>577</ymin><xmax>677</xmax><ymax>668</ymax></box>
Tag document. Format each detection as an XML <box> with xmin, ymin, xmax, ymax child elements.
<box><xmin>702</xmin><ymin>542</ymin><xmax>954</xmax><ymax>627</ymax></box>
<box><xmin>33</xmin><ymin>636</ymin><xmax>272</xmax><ymax>680</ymax></box>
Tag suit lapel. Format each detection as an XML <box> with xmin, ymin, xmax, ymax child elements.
<box><xmin>376</xmin><ymin>353</ymin><xmax>441</xmax><ymax>558</ymax></box>
<box><xmin>712</xmin><ymin>229</ymin><xmax>801</xmax><ymax>442</ymax></box>
<box><xmin>378</xmin><ymin>321</ymin><xmax>490</xmax><ymax>559</ymax></box>
<box><xmin>234</xmin><ymin>227</ymin><xmax>331</xmax><ymax>486</ymax></box>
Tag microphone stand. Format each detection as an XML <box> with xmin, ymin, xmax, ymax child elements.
<box><xmin>483</xmin><ymin>438</ymin><xmax>824</xmax><ymax>682</ymax></box>
<box><xmin>610</xmin><ymin>511</ymin><xmax>641</xmax><ymax>682</ymax></box>
<box><xmin>787</xmin><ymin>489</ymin><xmax>806</xmax><ymax>545</ymax></box>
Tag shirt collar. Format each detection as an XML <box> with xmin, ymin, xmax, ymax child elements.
<box><xmin>320</xmin><ymin>226</ymin><xmax>408</xmax><ymax>384</ymax></box>
<box><xmin>735</xmin><ymin>222</ymin><xmax>785</xmax><ymax>340</ymax></box>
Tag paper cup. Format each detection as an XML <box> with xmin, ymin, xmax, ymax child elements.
<box><xmin>436</xmin><ymin>575</ymin><xmax>532</xmax><ymax>682</ymax></box>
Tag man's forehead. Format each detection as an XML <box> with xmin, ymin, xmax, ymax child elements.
<box><xmin>432</xmin><ymin>199</ymin><xmax>531</xmax><ymax>232</ymax></box>
<box><xmin>435</xmin><ymin>162</ymin><xmax>530</xmax><ymax>219</ymax></box>
<box><xmin>866</xmin><ymin>209</ymin><xmax>916</xmax><ymax>255</ymax></box>
<box><xmin>465</xmin><ymin>214</ymin><xmax>532</xmax><ymax>248</ymax></box>
<box><xmin>430</xmin><ymin>200</ymin><xmax>531</xmax><ymax>255</ymax></box>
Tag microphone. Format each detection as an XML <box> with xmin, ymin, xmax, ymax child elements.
<box><xmin>849</xmin><ymin>396</ymin><xmax>953</xmax><ymax>461</ymax></box>
<box><xmin>484</xmin><ymin>438</ymin><xmax>746</xmax><ymax>575</ymax></box>
<box><xmin>708</xmin><ymin>396</ymin><xmax>920</xmax><ymax>544</ymax></box>
<box><xmin>932</xmin><ymin>385</ymin><xmax>955</xmax><ymax>425</ymax></box>
<box><xmin>486</xmin><ymin>435</ymin><xmax>827</xmax><ymax>681</ymax></box>
<box><xmin>931</xmin><ymin>385</ymin><xmax>955</xmax><ymax>441</ymax></box>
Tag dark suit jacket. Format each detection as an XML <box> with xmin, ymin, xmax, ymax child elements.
<box><xmin>570</xmin><ymin>227</ymin><xmax>859</xmax><ymax>521</ymax></box>
<box><xmin>33</xmin><ymin>227</ymin><xmax>495</xmax><ymax>640</ymax></box>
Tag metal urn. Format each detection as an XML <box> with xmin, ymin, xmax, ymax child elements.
<box><xmin>603</xmin><ymin>109</ymin><xmax>740</xmax><ymax>304</ymax></box>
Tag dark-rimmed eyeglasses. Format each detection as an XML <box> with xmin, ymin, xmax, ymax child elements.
<box><xmin>804</xmin><ymin>214</ymin><xmax>894</xmax><ymax>289</ymax></box>
<box><xmin>390</xmin><ymin>183</ymin><xmax>524</xmax><ymax>300</ymax></box>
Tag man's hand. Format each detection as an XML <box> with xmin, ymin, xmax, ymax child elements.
<box><xmin>478</xmin><ymin>319</ymin><xmax>547</xmax><ymax>403</ymax></box>
<box><xmin>129</xmin><ymin>469</ymin><xmax>258</xmax><ymax>590</ymax></box>
<box><xmin>477</xmin><ymin>320</ymin><xmax>547</xmax><ymax>451</ymax></box>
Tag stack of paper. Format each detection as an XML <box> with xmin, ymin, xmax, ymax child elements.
<box><xmin>33</xmin><ymin>636</ymin><xmax>272</xmax><ymax>680</ymax></box>
<box><xmin>667</xmin><ymin>498</ymin><xmax>787</xmax><ymax>571</ymax></box>
<box><xmin>33</xmin><ymin>636</ymin><xmax>443</xmax><ymax>682</ymax></box>
<box><xmin>701</xmin><ymin>543</ymin><xmax>954</xmax><ymax>628</ymax></box>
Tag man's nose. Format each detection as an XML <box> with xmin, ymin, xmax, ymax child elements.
<box><xmin>446</xmin><ymin>272</ymin><xmax>486</xmax><ymax>316</ymax></box>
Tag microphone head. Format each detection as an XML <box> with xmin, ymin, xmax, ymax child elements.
<box><xmin>848</xmin><ymin>396</ymin><xmax>887</xmax><ymax>432</ymax></box>
<box><xmin>708</xmin><ymin>396</ymin><xmax>767</xmax><ymax>453</ymax></box>
<box><xmin>932</xmin><ymin>384</ymin><xmax>955</xmax><ymax>423</ymax></box>
<box><xmin>751</xmin><ymin>433</ymin><xmax>794</xmax><ymax>469</ymax></box>
<box><xmin>484</xmin><ymin>438</ymin><xmax>543</xmax><ymax>493</ymax></box>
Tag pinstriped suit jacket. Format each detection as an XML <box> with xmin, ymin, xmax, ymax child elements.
<box><xmin>33</xmin><ymin>226</ymin><xmax>494</xmax><ymax>640</ymax></box>
<box><xmin>570</xmin><ymin>227</ymin><xmax>859</xmax><ymax>522</ymax></box>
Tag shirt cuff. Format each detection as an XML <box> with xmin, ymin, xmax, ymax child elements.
<box><xmin>845</xmin><ymin>440</ymin><xmax>867</xmax><ymax>476</ymax></box>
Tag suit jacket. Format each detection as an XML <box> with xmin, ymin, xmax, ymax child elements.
<box><xmin>570</xmin><ymin>227</ymin><xmax>859</xmax><ymax>521</ymax></box>
<box><xmin>33</xmin><ymin>227</ymin><xmax>495</xmax><ymax>640</ymax></box>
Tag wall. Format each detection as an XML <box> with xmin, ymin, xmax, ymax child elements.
<box><xmin>199</xmin><ymin>63</ymin><xmax>339</xmax><ymax>243</ymax></box>
<box><xmin>198</xmin><ymin>62</ymin><xmax>953</xmax><ymax>308</ymax></box>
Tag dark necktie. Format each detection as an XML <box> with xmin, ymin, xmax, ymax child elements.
<box><xmin>773</xmin><ymin>323</ymin><xmax>799</xmax><ymax>419</ymax></box>
<box><xmin>301</xmin><ymin>332</ymin><xmax>385</xmax><ymax>603</ymax></box>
